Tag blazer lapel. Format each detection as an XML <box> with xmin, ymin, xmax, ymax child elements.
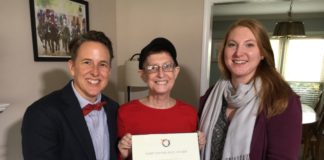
<box><xmin>104</xmin><ymin>100</ymin><xmax>114</xmax><ymax>134</ymax></box>
<box><xmin>60</xmin><ymin>83</ymin><xmax>96</xmax><ymax>159</ymax></box>
<box><xmin>102</xmin><ymin>98</ymin><xmax>117</xmax><ymax>137</ymax></box>
<box><xmin>102</xmin><ymin>97</ymin><xmax>118</xmax><ymax>160</ymax></box>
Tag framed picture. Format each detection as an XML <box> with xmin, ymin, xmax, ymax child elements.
<box><xmin>29</xmin><ymin>0</ymin><xmax>89</xmax><ymax>61</ymax></box>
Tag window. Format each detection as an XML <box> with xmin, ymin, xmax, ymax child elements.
<box><xmin>271</xmin><ymin>37</ymin><xmax>324</xmax><ymax>107</ymax></box>
<box><xmin>270</xmin><ymin>39</ymin><xmax>281</xmax><ymax>70</ymax></box>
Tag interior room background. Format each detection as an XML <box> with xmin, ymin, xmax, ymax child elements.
<box><xmin>1</xmin><ymin>0</ymin><xmax>323</xmax><ymax>160</ymax></box>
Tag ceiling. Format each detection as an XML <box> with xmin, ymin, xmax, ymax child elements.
<box><xmin>211</xmin><ymin>0</ymin><xmax>324</xmax><ymax>38</ymax></box>
<box><xmin>212</xmin><ymin>0</ymin><xmax>324</xmax><ymax>20</ymax></box>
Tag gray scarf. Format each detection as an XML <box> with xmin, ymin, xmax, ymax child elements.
<box><xmin>199</xmin><ymin>78</ymin><xmax>261</xmax><ymax>160</ymax></box>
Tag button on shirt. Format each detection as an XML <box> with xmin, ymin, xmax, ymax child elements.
<box><xmin>71</xmin><ymin>82</ymin><xmax>110</xmax><ymax>160</ymax></box>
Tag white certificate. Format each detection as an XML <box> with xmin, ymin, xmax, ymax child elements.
<box><xmin>132</xmin><ymin>132</ymin><xmax>200</xmax><ymax>160</ymax></box>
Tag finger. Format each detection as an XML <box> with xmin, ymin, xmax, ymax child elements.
<box><xmin>124</xmin><ymin>133</ymin><xmax>132</xmax><ymax>142</ymax></box>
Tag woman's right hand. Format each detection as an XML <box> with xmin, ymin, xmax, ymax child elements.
<box><xmin>118</xmin><ymin>133</ymin><xmax>132</xmax><ymax>159</ymax></box>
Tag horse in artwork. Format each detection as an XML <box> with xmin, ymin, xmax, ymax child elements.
<box><xmin>37</xmin><ymin>9</ymin><xmax>62</xmax><ymax>54</ymax></box>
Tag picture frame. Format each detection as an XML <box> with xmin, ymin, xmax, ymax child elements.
<box><xmin>29</xmin><ymin>0</ymin><xmax>89</xmax><ymax>61</ymax></box>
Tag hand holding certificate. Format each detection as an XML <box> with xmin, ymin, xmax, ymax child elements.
<box><xmin>132</xmin><ymin>132</ymin><xmax>200</xmax><ymax>160</ymax></box>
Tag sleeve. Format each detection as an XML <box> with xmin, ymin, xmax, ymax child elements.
<box><xmin>117</xmin><ymin>107</ymin><xmax>127</xmax><ymax>138</ymax></box>
<box><xmin>189</xmin><ymin>106</ymin><xmax>199</xmax><ymax>131</ymax></box>
<box><xmin>266</xmin><ymin>95</ymin><xmax>302</xmax><ymax>160</ymax></box>
<box><xmin>21</xmin><ymin>106</ymin><xmax>60</xmax><ymax>160</ymax></box>
<box><xmin>198</xmin><ymin>86</ymin><xmax>214</xmax><ymax>119</ymax></box>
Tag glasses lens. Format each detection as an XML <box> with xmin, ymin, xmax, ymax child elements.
<box><xmin>145</xmin><ymin>63</ymin><xmax>175</xmax><ymax>73</ymax></box>
<box><xmin>162</xmin><ymin>63</ymin><xmax>174</xmax><ymax>72</ymax></box>
<box><xmin>145</xmin><ymin>65</ymin><xmax>155</xmax><ymax>73</ymax></box>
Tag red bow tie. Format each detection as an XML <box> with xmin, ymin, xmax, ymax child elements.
<box><xmin>82</xmin><ymin>101</ymin><xmax>107</xmax><ymax>116</ymax></box>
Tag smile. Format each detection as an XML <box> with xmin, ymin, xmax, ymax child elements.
<box><xmin>88</xmin><ymin>79</ymin><xmax>100</xmax><ymax>84</ymax></box>
<box><xmin>155</xmin><ymin>80</ymin><xmax>167</xmax><ymax>85</ymax></box>
<box><xmin>233</xmin><ymin>60</ymin><xmax>247</xmax><ymax>64</ymax></box>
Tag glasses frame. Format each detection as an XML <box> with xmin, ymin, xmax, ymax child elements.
<box><xmin>143</xmin><ymin>63</ymin><xmax>176</xmax><ymax>73</ymax></box>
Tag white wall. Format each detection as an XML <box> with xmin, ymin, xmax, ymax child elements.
<box><xmin>0</xmin><ymin>0</ymin><xmax>203</xmax><ymax>159</ymax></box>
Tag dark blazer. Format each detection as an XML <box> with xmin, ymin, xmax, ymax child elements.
<box><xmin>22</xmin><ymin>82</ymin><xmax>119</xmax><ymax>160</ymax></box>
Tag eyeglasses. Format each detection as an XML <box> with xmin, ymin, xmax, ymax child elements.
<box><xmin>144</xmin><ymin>63</ymin><xmax>176</xmax><ymax>73</ymax></box>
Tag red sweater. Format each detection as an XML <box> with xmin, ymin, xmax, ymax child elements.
<box><xmin>118</xmin><ymin>99</ymin><xmax>198</xmax><ymax>138</ymax></box>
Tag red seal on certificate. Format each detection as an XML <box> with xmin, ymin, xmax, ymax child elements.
<box><xmin>161</xmin><ymin>139</ymin><xmax>170</xmax><ymax>147</ymax></box>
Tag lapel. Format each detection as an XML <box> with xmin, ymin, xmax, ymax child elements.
<box><xmin>102</xmin><ymin>96</ymin><xmax>118</xmax><ymax>160</ymax></box>
<box><xmin>60</xmin><ymin>82</ymin><xmax>96</xmax><ymax>159</ymax></box>
<box><xmin>102</xmin><ymin>97</ymin><xmax>115</xmax><ymax>143</ymax></box>
<box><xmin>102</xmin><ymin>97</ymin><xmax>113</xmax><ymax>132</ymax></box>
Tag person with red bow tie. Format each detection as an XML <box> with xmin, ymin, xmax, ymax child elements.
<box><xmin>22</xmin><ymin>30</ymin><xmax>119</xmax><ymax>160</ymax></box>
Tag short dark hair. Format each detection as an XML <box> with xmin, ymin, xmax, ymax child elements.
<box><xmin>139</xmin><ymin>37</ymin><xmax>178</xmax><ymax>69</ymax></box>
<box><xmin>68</xmin><ymin>30</ymin><xmax>113</xmax><ymax>62</ymax></box>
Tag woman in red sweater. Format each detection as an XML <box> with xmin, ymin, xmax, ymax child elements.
<box><xmin>117</xmin><ymin>37</ymin><xmax>205</xmax><ymax>160</ymax></box>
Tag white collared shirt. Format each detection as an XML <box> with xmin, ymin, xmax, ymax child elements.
<box><xmin>71</xmin><ymin>82</ymin><xmax>110</xmax><ymax>160</ymax></box>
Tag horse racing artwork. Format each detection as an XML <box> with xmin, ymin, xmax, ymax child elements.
<box><xmin>30</xmin><ymin>0</ymin><xmax>89</xmax><ymax>61</ymax></box>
